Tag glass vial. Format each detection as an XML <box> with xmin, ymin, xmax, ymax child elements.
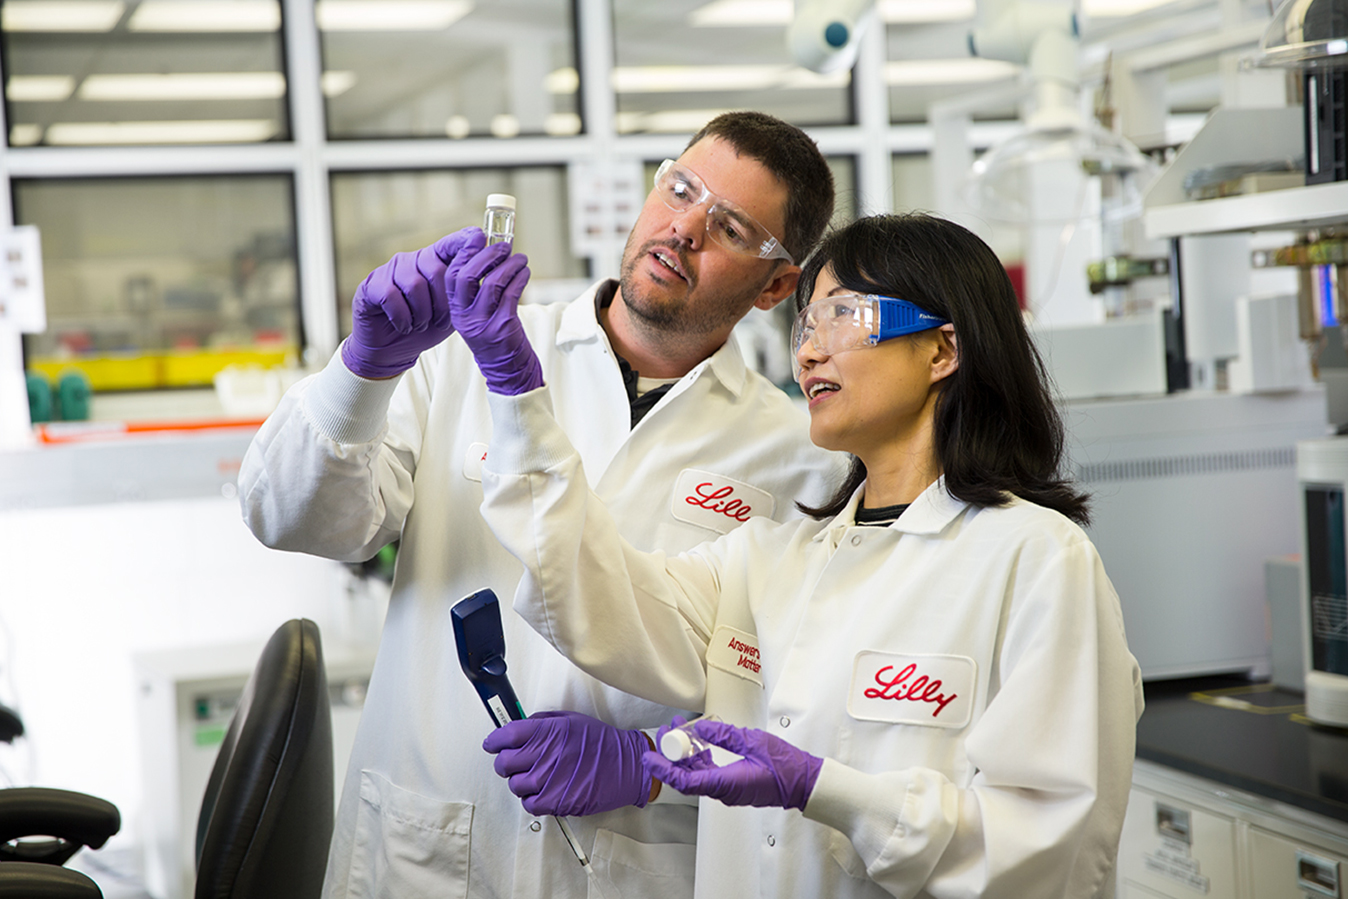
<box><xmin>484</xmin><ymin>193</ymin><xmax>516</xmax><ymax>245</ymax></box>
<box><xmin>659</xmin><ymin>715</ymin><xmax>721</xmax><ymax>760</ymax></box>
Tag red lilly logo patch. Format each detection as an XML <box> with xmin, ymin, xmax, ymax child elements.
<box><xmin>847</xmin><ymin>652</ymin><xmax>976</xmax><ymax>728</ymax></box>
<box><xmin>671</xmin><ymin>469</ymin><xmax>774</xmax><ymax>534</ymax></box>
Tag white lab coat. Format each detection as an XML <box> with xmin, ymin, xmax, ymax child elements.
<box><xmin>479</xmin><ymin>387</ymin><xmax>1146</xmax><ymax>899</ymax></box>
<box><xmin>238</xmin><ymin>282</ymin><xmax>849</xmax><ymax>899</ymax></box>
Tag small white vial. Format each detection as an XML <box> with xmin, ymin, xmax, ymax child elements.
<box><xmin>660</xmin><ymin>715</ymin><xmax>721</xmax><ymax>760</ymax></box>
<box><xmin>484</xmin><ymin>193</ymin><xmax>516</xmax><ymax>245</ymax></box>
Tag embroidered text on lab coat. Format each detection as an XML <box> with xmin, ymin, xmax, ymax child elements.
<box><xmin>671</xmin><ymin>469</ymin><xmax>774</xmax><ymax>534</ymax></box>
<box><xmin>707</xmin><ymin>625</ymin><xmax>765</xmax><ymax>687</ymax></box>
<box><xmin>847</xmin><ymin>651</ymin><xmax>976</xmax><ymax>728</ymax></box>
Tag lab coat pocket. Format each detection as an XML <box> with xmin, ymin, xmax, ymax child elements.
<box><xmin>347</xmin><ymin>770</ymin><xmax>473</xmax><ymax>899</ymax></box>
<box><xmin>588</xmin><ymin>829</ymin><xmax>695</xmax><ymax>899</ymax></box>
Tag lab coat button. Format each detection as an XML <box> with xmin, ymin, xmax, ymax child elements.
<box><xmin>767</xmin><ymin>835</ymin><xmax>776</xmax><ymax>847</ymax></box>
<box><xmin>779</xmin><ymin>716</ymin><xmax>790</xmax><ymax>728</ymax></box>
<box><xmin>850</xmin><ymin>534</ymin><xmax>862</xmax><ymax>546</ymax></box>
<box><xmin>529</xmin><ymin>820</ymin><xmax>542</xmax><ymax>832</ymax></box>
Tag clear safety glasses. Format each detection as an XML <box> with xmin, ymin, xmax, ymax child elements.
<box><xmin>653</xmin><ymin>159</ymin><xmax>794</xmax><ymax>264</ymax></box>
<box><xmin>791</xmin><ymin>293</ymin><xmax>950</xmax><ymax>378</ymax></box>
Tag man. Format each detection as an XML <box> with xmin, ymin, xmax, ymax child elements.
<box><xmin>238</xmin><ymin>111</ymin><xmax>846</xmax><ymax>898</ymax></box>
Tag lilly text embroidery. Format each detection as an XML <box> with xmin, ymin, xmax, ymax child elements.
<box><xmin>864</xmin><ymin>663</ymin><xmax>958</xmax><ymax>718</ymax></box>
<box><xmin>686</xmin><ymin>483</ymin><xmax>754</xmax><ymax>522</ymax></box>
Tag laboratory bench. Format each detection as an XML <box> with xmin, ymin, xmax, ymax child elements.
<box><xmin>1118</xmin><ymin>676</ymin><xmax>1348</xmax><ymax>897</ymax></box>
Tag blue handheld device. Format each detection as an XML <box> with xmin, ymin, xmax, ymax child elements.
<box><xmin>449</xmin><ymin>589</ymin><xmax>593</xmax><ymax>869</ymax></box>
<box><xmin>451</xmin><ymin>588</ymin><xmax>526</xmax><ymax>727</ymax></box>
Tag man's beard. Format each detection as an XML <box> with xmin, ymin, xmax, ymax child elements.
<box><xmin>618</xmin><ymin>236</ymin><xmax>758</xmax><ymax>337</ymax></box>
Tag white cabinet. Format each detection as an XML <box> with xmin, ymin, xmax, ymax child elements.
<box><xmin>1118</xmin><ymin>786</ymin><xmax>1239</xmax><ymax>897</ymax></box>
<box><xmin>1119</xmin><ymin>760</ymin><xmax>1348</xmax><ymax>899</ymax></box>
<box><xmin>1247</xmin><ymin>827</ymin><xmax>1344</xmax><ymax>898</ymax></box>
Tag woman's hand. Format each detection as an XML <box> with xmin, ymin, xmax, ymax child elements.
<box><xmin>642</xmin><ymin>718</ymin><xmax>823</xmax><ymax>811</ymax></box>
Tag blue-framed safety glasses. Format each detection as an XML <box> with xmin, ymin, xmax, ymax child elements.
<box><xmin>791</xmin><ymin>293</ymin><xmax>950</xmax><ymax>377</ymax></box>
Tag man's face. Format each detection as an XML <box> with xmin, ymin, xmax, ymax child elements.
<box><xmin>617</xmin><ymin>136</ymin><xmax>792</xmax><ymax>340</ymax></box>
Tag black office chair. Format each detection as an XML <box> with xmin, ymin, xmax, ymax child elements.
<box><xmin>0</xmin><ymin>704</ymin><xmax>120</xmax><ymax>899</ymax></box>
<box><xmin>193</xmin><ymin>617</ymin><xmax>333</xmax><ymax>899</ymax></box>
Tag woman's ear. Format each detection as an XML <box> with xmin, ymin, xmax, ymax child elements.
<box><xmin>931</xmin><ymin>324</ymin><xmax>959</xmax><ymax>382</ymax></box>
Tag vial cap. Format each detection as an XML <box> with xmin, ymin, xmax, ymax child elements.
<box><xmin>486</xmin><ymin>193</ymin><xmax>516</xmax><ymax>210</ymax></box>
<box><xmin>660</xmin><ymin>728</ymin><xmax>694</xmax><ymax>761</ymax></box>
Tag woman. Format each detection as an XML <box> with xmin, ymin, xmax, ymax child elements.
<box><xmin>464</xmin><ymin>213</ymin><xmax>1143</xmax><ymax>898</ymax></box>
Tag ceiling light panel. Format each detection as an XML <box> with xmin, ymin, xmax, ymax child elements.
<box><xmin>1082</xmin><ymin>0</ymin><xmax>1176</xmax><ymax>16</ymax></box>
<box><xmin>878</xmin><ymin>0</ymin><xmax>975</xmax><ymax>23</ymax></box>
<box><xmin>44</xmin><ymin>119</ymin><xmax>279</xmax><ymax>144</ymax></box>
<box><xmin>6</xmin><ymin>75</ymin><xmax>77</xmax><ymax>102</ymax></box>
<box><xmin>321</xmin><ymin>71</ymin><xmax>357</xmax><ymax>97</ymax></box>
<box><xmin>687</xmin><ymin>0</ymin><xmax>975</xmax><ymax>27</ymax></box>
<box><xmin>77</xmin><ymin>72</ymin><xmax>286</xmax><ymax>101</ymax></box>
<box><xmin>688</xmin><ymin>0</ymin><xmax>789</xmax><ymax>27</ymax></box>
<box><xmin>127</xmin><ymin>0</ymin><xmax>280</xmax><ymax>32</ymax></box>
<box><xmin>1</xmin><ymin>0</ymin><xmax>125</xmax><ymax>31</ymax></box>
<box><xmin>885</xmin><ymin>58</ymin><xmax>1020</xmax><ymax>85</ymax></box>
<box><xmin>316</xmin><ymin>0</ymin><xmax>472</xmax><ymax>31</ymax></box>
<box><xmin>613</xmin><ymin>65</ymin><xmax>847</xmax><ymax>93</ymax></box>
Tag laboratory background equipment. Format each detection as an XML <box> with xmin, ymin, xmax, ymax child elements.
<box><xmin>484</xmin><ymin>194</ymin><xmax>516</xmax><ymax>246</ymax></box>
<box><xmin>134</xmin><ymin>637</ymin><xmax>373</xmax><ymax>899</ymax></box>
<box><xmin>1296</xmin><ymin>437</ymin><xmax>1348</xmax><ymax>727</ymax></box>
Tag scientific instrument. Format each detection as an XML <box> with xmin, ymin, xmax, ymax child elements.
<box><xmin>449</xmin><ymin>590</ymin><xmax>596</xmax><ymax>872</ymax></box>
<box><xmin>1295</xmin><ymin>440</ymin><xmax>1348</xmax><ymax>726</ymax></box>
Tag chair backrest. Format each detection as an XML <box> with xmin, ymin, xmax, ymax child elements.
<box><xmin>194</xmin><ymin>619</ymin><xmax>333</xmax><ymax>899</ymax></box>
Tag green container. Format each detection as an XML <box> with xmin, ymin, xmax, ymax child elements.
<box><xmin>25</xmin><ymin>372</ymin><xmax>52</xmax><ymax>423</ymax></box>
<box><xmin>57</xmin><ymin>371</ymin><xmax>92</xmax><ymax>421</ymax></box>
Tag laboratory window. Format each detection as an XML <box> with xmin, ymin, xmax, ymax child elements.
<box><xmin>330</xmin><ymin>166</ymin><xmax>587</xmax><ymax>339</ymax></box>
<box><xmin>2</xmin><ymin>0</ymin><xmax>289</xmax><ymax>147</ymax></box>
<box><xmin>318</xmin><ymin>0</ymin><xmax>579</xmax><ymax>139</ymax></box>
<box><xmin>14</xmin><ymin>174</ymin><xmax>300</xmax><ymax>391</ymax></box>
<box><xmin>882</xmin><ymin>3</ymin><xmax>1017</xmax><ymax>125</ymax></box>
<box><xmin>611</xmin><ymin>0</ymin><xmax>852</xmax><ymax>133</ymax></box>
<box><xmin>891</xmin><ymin>153</ymin><xmax>935</xmax><ymax>214</ymax></box>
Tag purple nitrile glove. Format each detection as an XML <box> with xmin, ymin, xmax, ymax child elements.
<box><xmin>342</xmin><ymin>228</ymin><xmax>486</xmax><ymax>380</ymax></box>
<box><xmin>482</xmin><ymin>710</ymin><xmax>653</xmax><ymax>816</ymax></box>
<box><xmin>446</xmin><ymin>240</ymin><xmax>542</xmax><ymax>395</ymax></box>
<box><xmin>641</xmin><ymin>718</ymin><xmax>824</xmax><ymax>812</ymax></box>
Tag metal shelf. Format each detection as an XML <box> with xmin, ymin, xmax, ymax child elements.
<box><xmin>1139</xmin><ymin>105</ymin><xmax>1344</xmax><ymax>240</ymax></box>
<box><xmin>1144</xmin><ymin>180</ymin><xmax>1348</xmax><ymax>239</ymax></box>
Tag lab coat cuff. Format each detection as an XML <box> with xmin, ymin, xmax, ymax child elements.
<box><xmin>803</xmin><ymin>758</ymin><xmax>904</xmax><ymax>865</ymax></box>
<box><xmin>484</xmin><ymin>387</ymin><xmax>572</xmax><ymax>475</ymax></box>
<box><xmin>304</xmin><ymin>342</ymin><xmax>402</xmax><ymax>445</ymax></box>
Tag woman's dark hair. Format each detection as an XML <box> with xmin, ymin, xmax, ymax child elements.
<box><xmin>796</xmin><ymin>212</ymin><xmax>1090</xmax><ymax>526</ymax></box>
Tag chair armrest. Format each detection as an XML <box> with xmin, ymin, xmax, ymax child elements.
<box><xmin>0</xmin><ymin>860</ymin><xmax>103</xmax><ymax>898</ymax></box>
<box><xmin>0</xmin><ymin>788</ymin><xmax>120</xmax><ymax>863</ymax></box>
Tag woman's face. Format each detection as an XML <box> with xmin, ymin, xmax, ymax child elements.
<box><xmin>794</xmin><ymin>267</ymin><xmax>954</xmax><ymax>462</ymax></box>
